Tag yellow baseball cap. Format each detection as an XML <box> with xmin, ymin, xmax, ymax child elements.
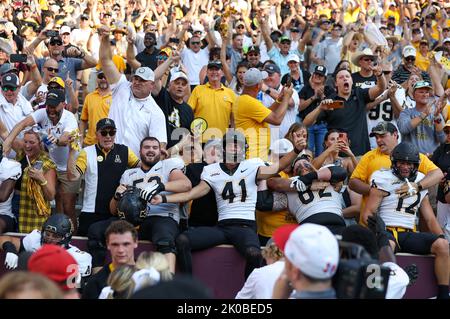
<box><xmin>48</xmin><ymin>76</ymin><xmax>65</xmax><ymax>89</ymax></box>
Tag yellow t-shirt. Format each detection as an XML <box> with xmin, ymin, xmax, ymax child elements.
<box><xmin>415</xmin><ymin>51</ymin><xmax>433</xmax><ymax>72</ymax></box>
<box><xmin>188</xmin><ymin>83</ymin><xmax>236</xmax><ymax>142</ymax></box>
<box><xmin>233</xmin><ymin>94</ymin><xmax>272</xmax><ymax>160</ymax></box>
<box><xmin>384</xmin><ymin>10</ymin><xmax>400</xmax><ymax>25</ymax></box>
<box><xmin>350</xmin><ymin>147</ymin><xmax>438</xmax><ymax>218</ymax></box>
<box><xmin>80</xmin><ymin>90</ymin><xmax>112</xmax><ymax>146</ymax></box>
<box><xmin>256</xmin><ymin>171</ymin><xmax>297</xmax><ymax>238</ymax></box>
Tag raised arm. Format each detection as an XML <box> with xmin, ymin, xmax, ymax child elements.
<box><xmin>368</xmin><ymin>66</ymin><xmax>387</xmax><ymax>100</ymax></box>
<box><xmin>152</xmin><ymin>180</ymin><xmax>211</xmax><ymax>204</ymax></box>
<box><xmin>361</xmin><ymin>187</ymin><xmax>386</xmax><ymax>225</ymax></box>
<box><xmin>2</xmin><ymin>116</ymin><xmax>36</xmax><ymax>155</ymax></box>
<box><xmin>98</xmin><ymin>26</ymin><xmax>122</xmax><ymax>85</ymax></box>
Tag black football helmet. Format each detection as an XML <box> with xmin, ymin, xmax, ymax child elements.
<box><xmin>223</xmin><ymin>130</ymin><xmax>248</xmax><ymax>163</ymax></box>
<box><xmin>117</xmin><ymin>186</ymin><xmax>147</xmax><ymax>226</ymax></box>
<box><xmin>41</xmin><ymin>214</ymin><xmax>74</xmax><ymax>248</ymax></box>
<box><xmin>391</xmin><ymin>142</ymin><xmax>420</xmax><ymax>181</ymax></box>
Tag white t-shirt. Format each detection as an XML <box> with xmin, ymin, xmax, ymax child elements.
<box><xmin>383</xmin><ymin>261</ymin><xmax>409</xmax><ymax>299</ymax></box>
<box><xmin>31</xmin><ymin>109</ymin><xmax>78</xmax><ymax>171</ymax></box>
<box><xmin>0</xmin><ymin>158</ymin><xmax>22</xmax><ymax>218</ymax></box>
<box><xmin>108</xmin><ymin>75</ymin><xmax>167</xmax><ymax>155</ymax></box>
<box><xmin>181</xmin><ymin>47</ymin><xmax>210</xmax><ymax>85</ymax></box>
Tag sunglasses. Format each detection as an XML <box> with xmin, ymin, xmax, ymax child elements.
<box><xmin>362</xmin><ymin>58</ymin><xmax>374</xmax><ymax>62</ymax></box>
<box><xmin>157</xmin><ymin>55</ymin><xmax>168</xmax><ymax>61</ymax></box>
<box><xmin>97</xmin><ymin>73</ymin><xmax>105</xmax><ymax>79</ymax></box>
<box><xmin>100</xmin><ymin>129</ymin><xmax>116</xmax><ymax>137</ymax></box>
<box><xmin>46</xmin><ymin>67</ymin><xmax>59</xmax><ymax>72</ymax></box>
<box><xmin>191</xmin><ymin>42</ymin><xmax>201</xmax><ymax>45</ymax></box>
<box><xmin>383</xmin><ymin>71</ymin><xmax>392</xmax><ymax>75</ymax></box>
<box><xmin>49</xmin><ymin>40</ymin><xmax>63</xmax><ymax>46</ymax></box>
<box><xmin>444</xmin><ymin>130</ymin><xmax>450</xmax><ymax>134</ymax></box>
<box><xmin>405</xmin><ymin>56</ymin><xmax>416</xmax><ymax>62</ymax></box>
<box><xmin>2</xmin><ymin>86</ymin><xmax>18</xmax><ymax>92</ymax></box>
<box><xmin>236</xmin><ymin>25</ymin><xmax>245</xmax><ymax>29</ymax></box>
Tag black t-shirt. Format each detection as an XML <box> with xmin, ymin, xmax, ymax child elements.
<box><xmin>185</xmin><ymin>162</ymin><xmax>218</xmax><ymax>227</ymax></box>
<box><xmin>318</xmin><ymin>88</ymin><xmax>372</xmax><ymax>156</ymax></box>
<box><xmin>82</xmin><ymin>264</ymin><xmax>111</xmax><ymax>299</ymax></box>
<box><xmin>431</xmin><ymin>143</ymin><xmax>450</xmax><ymax>203</ymax></box>
<box><xmin>136</xmin><ymin>49</ymin><xmax>159</xmax><ymax>70</ymax></box>
<box><xmin>351</xmin><ymin>72</ymin><xmax>377</xmax><ymax>89</ymax></box>
<box><xmin>298</xmin><ymin>84</ymin><xmax>335</xmax><ymax>120</ymax></box>
<box><xmin>153</xmin><ymin>87</ymin><xmax>194</xmax><ymax>148</ymax></box>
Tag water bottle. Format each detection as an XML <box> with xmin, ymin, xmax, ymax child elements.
<box><xmin>39</xmin><ymin>129</ymin><xmax>56</xmax><ymax>152</ymax></box>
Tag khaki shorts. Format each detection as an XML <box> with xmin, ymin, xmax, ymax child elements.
<box><xmin>57</xmin><ymin>171</ymin><xmax>81</xmax><ymax>194</ymax></box>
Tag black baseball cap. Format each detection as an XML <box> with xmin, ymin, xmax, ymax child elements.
<box><xmin>96</xmin><ymin>118</ymin><xmax>116</xmax><ymax>131</ymax></box>
<box><xmin>314</xmin><ymin>65</ymin><xmax>327</xmax><ymax>76</ymax></box>
<box><xmin>369</xmin><ymin>121</ymin><xmax>398</xmax><ymax>137</ymax></box>
<box><xmin>1</xmin><ymin>73</ymin><xmax>20</xmax><ymax>88</ymax></box>
<box><xmin>45</xmin><ymin>89</ymin><xmax>65</xmax><ymax>106</ymax></box>
<box><xmin>207</xmin><ymin>61</ymin><xmax>223</xmax><ymax>69</ymax></box>
<box><xmin>263</xmin><ymin>63</ymin><xmax>281</xmax><ymax>74</ymax></box>
<box><xmin>247</xmin><ymin>45</ymin><xmax>260</xmax><ymax>54</ymax></box>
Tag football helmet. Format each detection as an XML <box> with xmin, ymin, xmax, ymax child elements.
<box><xmin>391</xmin><ymin>142</ymin><xmax>420</xmax><ymax>181</ymax></box>
<box><xmin>117</xmin><ymin>186</ymin><xmax>147</xmax><ymax>226</ymax></box>
<box><xmin>41</xmin><ymin>214</ymin><xmax>74</xmax><ymax>248</ymax></box>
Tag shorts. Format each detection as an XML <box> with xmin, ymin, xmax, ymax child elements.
<box><xmin>57</xmin><ymin>170</ymin><xmax>81</xmax><ymax>194</ymax></box>
<box><xmin>386</xmin><ymin>229</ymin><xmax>440</xmax><ymax>255</ymax></box>
<box><xmin>0</xmin><ymin>214</ymin><xmax>17</xmax><ymax>233</ymax></box>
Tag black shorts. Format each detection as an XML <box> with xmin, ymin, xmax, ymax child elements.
<box><xmin>0</xmin><ymin>214</ymin><xmax>17</xmax><ymax>233</ymax></box>
<box><xmin>138</xmin><ymin>216</ymin><xmax>179</xmax><ymax>254</ymax></box>
<box><xmin>386</xmin><ymin>230</ymin><xmax>440</xmax><ymax>255</ymax></box>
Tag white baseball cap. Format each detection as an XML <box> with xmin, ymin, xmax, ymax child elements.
<box><xmin>134</xmin><ymin>67</ymin><xmax>155</xmax><ymax>81</ymax></box>
<box><xmin>284</xmin><ymin>223</ymin><xmax>339</xmax><ymax>279</ymax></box>
<box><xmin>287</xmin><ymin>54</ymin><xmax>300</xmax><ymax>63</ymax></box>
<box><xmin>270</xmin><ymin>138</ymin><xmax>293</xmax><ymax>156</ymax></box>
<box><xmin>402</xmin><ymin>45</ymin><xmax>416</xmax><ymax>58</ymax></box>
<box><xmin>59</xmin><ymin>25</ymin><xmax>71</xmax><ymax>35</ymax></box>
<box><xmin>443</xmin><ymin>38</ymin><xmax>450</xmax><ymax>44</ymax></box>
<box><xmin>243</xmin><ymin>68</ymin><xmax>268</xmax><ymax>86</ymax></box>
<box><xmin>170</xmin><ymin>71</ymin><xmax>189</xmax><ymax>83</ymax></box>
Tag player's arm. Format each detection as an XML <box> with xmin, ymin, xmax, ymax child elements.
<box><xmin>0</xmin><ymin>179</ymin><xmax>16</xmax><ymax>202</ymax></box>
<box><xmin>257</xmin><ymin>149</ymin><xmax>299</xmax><ymax>180</ymax></box>
<box><xmin>0</xmin><ymin>236</ymin><xmax>22</xmax><ymax>270</ymax></box>
<box><xmin>109</xmin><ymin>184</ymin><xmax>128</xmax><ymax>215</ymax></box>
<box><xmin>151</xmin><ymin>181</ymin><xmax>211</xmax><ymax>204</ymax></box>
<box><xmin>396</xmin><ymin>166</ymin><xmax>443</xmax><ymax>198</ymax></box>
<box><xmin>362</xmin><ymin>187</ymin><xmax>387</xmax><ymax>225</ymax></box>
<box><xmin>164</xmin><ymin>169</ymin><xmax>192</xmax><ymax>193</ymax></box>
<box><xmin>348</xmin><ymin>178</ymin><xmax>371</xmax><ymax>196</ymax></box>
<box><xmin>419</xmin><ymin>195</ymin><xmax>447</xmax><ymax>235</ymax></box>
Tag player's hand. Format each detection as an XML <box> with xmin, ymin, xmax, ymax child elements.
<box><xmin>5</xmin><ymin>252</ymin><xmax>18</xmax><ymax>269</ymax></box>
<box><xmin>139</xmin><ymin>180</ymin><xmax>165</xmax><ymax>202</ymax></box>
<box><xmin>150</xmin><ymin>194</ymin><xmax>162</xmax><ymax>205</ymax></box>
<box><xmin>396</xmin><ymin>181</ymin><xmax>418</xmax><ymax>198</ymax></box>
<box><xmin>114</xmin><ymin>184</ymin><xmax>127</xmax><ymax>200</ymax></box>
<box><xmin>290</xmin><ymin>176</ymin><xmax>307</xmax><ymax>192</ymax></box>
<box><xmin>310</xmin><ymin>181</ymin><xmax>329</xmax><ymax>191</ymax></box>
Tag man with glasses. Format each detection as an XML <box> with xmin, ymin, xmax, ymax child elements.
<box><xmin>66</xmin><ymin>118</ymin><xmax>140</xmax><ymax>236</ymax></box>
<box><xmin>245</xmin><ymin>45</ymin><xmax>263</xmax><ymax>69</ymax></box>
<box><xmin>392</xmin><ymin>45</ymin><xmax>431</xmax><ymax>84</ymax></box>
<box><xmin>3</xmin><ymin>89</ymin><xmax>80</xmax><ymax>232</ymax></box>
<box><xmin>79</xmin><ymin>71</ymin><xmax>112</xmax><ymax>147</ymax></box>
<box><xmin>351</xmin><ymin>48</ymin><xmax>377</xmax><ymax>89</ymax></box>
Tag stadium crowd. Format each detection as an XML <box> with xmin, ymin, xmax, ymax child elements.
<box><xmin>0</xmin><ymin>0</ymin><xmax>449</xmax><ymax>299</ymax></box>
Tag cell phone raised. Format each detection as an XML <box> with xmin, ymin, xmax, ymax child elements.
<box><xmin>284</xmin><ymin>74</ymin><xmax>292</xmax><ymax>87</ymax></box>
<box><xmin>9</xmin><ymin>54</ymin><xmax>28</xmax><ymax>63</ymax></box>
<box><xmin>46</xmin><ymin>30</ymin><xmax>59</xmax><ymax>38</ymax></box>
<box><xmin>328</xmin><ymin>100</ymin><xmax>344</xmax><ymax>109</ymax></box>
<box><xmin>338</xmin><ymin>132</ymin><xmax>349</xmax><ymax>144</ymax></box>
<box><xmin>33</xmin><ymin>160</ymin><xmax>44</xmax><ymax>170</ymax></box>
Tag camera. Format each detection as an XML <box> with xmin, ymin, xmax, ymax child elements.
<box><xmin>332</xmin><ymin>241</ymin><xmax>390</xmax><ymax>299</ymax></box>
<box><xmin>46</xmin><ymin>30</ymin><xmax>59</xmax><ymax>38</ymax></box>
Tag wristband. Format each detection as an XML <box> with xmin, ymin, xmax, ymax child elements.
<box><xmin>437</xmin><ymin>234</ymin><xmax>446</xmax><ymax>239</ymax></box>
<box><xmin>161</xmin><ymin>194</ymin><xmax>167</xmax><ymax>203</ymax></box>
<box><xmin>2</xmin><ymin>242</ymin><xmax>17</xmax><ymax>254</ymax></box>
<box><xmin>265</xmin><ymin>89</ymin><xmax>271</xmax><ymax>95</ymax></box>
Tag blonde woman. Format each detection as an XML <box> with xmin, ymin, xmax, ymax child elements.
<box><xmin>99</xmin><ymin>265</ymin><xmax>137</xmax><ymax>299</ymax></box>
<box><xmin>136</xmin><ymin>251</ymin><xmax>173</xmax><ymax>281</ymax></box>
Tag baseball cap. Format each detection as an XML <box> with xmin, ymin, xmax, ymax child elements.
<box><xmin>0</xmin><ymin>63</ymin><xmax>19</xmax><ymax>76</ymax></box>
<box><xmin>28</xmin><ymin>244</ymin><xmax>79</xmax><ymax>291</ymax></box>
<box><xmin>243</xmin><ymin>68</ymin><xmax>268</xmax><ymax>86</ymax></box>
<box><xmin>402</xmin><ymin>45</ymin><xmax>416</xmax><ymax>58</ymax></box>
<box><xmin>273</xmin><ymin>224</ymin><xmax>298</xmax><ymax>252</ymax></box>
<box><xmin>413</xmin><ymin>80</ymin><xmax>433</xmax><ymax>91</ymax></box>
<box><xmin>247</xmin><ymin>45</ymin><xmax>260</xmax><ymax>54</ymax></box>
<box><xmin>270</xmin><ymin>138</ymin><xmax>293</xmax><ymax>156</ymax></box>
<box><xmin>0</xmin><ymin>38</ymin><xmax>13</xmax><ymax>55</ymax></box>
<box><xmin>59</xmin><ymin>25</ymin><xmax>71</xmax><ymax>35</ymax></box>
<box><xmin>369</xmin><ymin>121</ymin><xmax>398</xmax><ymax>137</ymax></box>
<box><xmin>207</xmin><ymin>61</ymin><xmax>223</xmax><ymax>69</ymax></box>
<box><xmin>170</xmin><ymin>71</ymin><xmax>189</xmax><ymax>83</ymax></box>
<box><xmin>263</xmin><ymin>63</ymin><xmax>281</xmax><ymax>75</ymax></box>
<box><xmin>1</xmin><ymin>73</ymin><xmax>20</xmax><ymax>88</ymax></box>
<box><xmin>279</xmin><ymin>35</ymin><xmax>291</xmax><ymax>43</ymax></box>
<box><xmin>287</xmin><ymin>54</ymin><xmax>300</xmax><ymax>63</ymax></box>
<box><xmin>284</xmin><ymin>223</ymin><xmax>339</xmax><ymax>279</ymax></box>
<box><xmin>96</xmin><ymin>118</ymin><xmax>116</xmax><ymax>131</ymax></box>
<box><xmin>314</xmin><ymin>65</ymin><xmax>327</xmax><ymax>76</ymax></box>
<box><xmin>80</xmin><ymin>14</ymin><xmax>89</xmax><ymax>20</ymax></box>
<box><xmin>443</xmin><ymin>38</ymin><xmax>450</xmax><ymax>44</ymax></box>
<box><xmin>133</xmin><ymin>67</ymin><xmax>155</xmax><ymax>81</ymax></box>
<box><xmin>48</xmin><ymin>76</ymin><xmax>65</xmax><ymax>89</ymax></box>
<box><xmin>45</xmin><ymin>89</ymin><xmax>65</xmax><ymax>106</ymax></box>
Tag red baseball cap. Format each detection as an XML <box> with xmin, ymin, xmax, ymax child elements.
<box><xmin>272</xmin><ymin>224</ymin><xmax>298</xmax><ymax>252</ymax></box>
<box><xmin>28</xmin><ymin>244</ymin><xmax>79</xmax><ymax>291</ymax></box>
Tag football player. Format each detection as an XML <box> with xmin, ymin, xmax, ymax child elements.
<box><xmin>151</xmin><ymin>129</ymin><xmax>304</xmax><ymax>278</ymax></box>
<box><xmin>0</xmin><ymin>142</ymin><xmax>22</xmax><ymax>234</ymax></box>
<box><xmin>363</xmin><ymin>142</ymin><xmax>449</xmax><ymax>299</ymax></box>
<box><xmin>0</xmin><ymin>214</ymin><xmax>92</xmax><ymax>281</ymax></box>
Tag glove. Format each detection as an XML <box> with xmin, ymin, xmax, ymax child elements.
<box><xmin>290</xmin><ymin>177</ymin><xmax>307</xmax><ymax>192</ymax></box>
<box><xmin>139</xmin><ymin>180</ymin><xmax>165</xmax><ymax>202</ymax></box>
<box><xmin>5</xmin><ymin>252</ymin><xmax>18</xmax><ymax>269</ymax></box>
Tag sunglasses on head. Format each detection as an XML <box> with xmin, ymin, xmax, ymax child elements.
<box><xmin>100</xmin><ymin>129</ymin><xmax>116</xmax><ymax>137</ymax></box>
<box><xmin>2</xmin><ymin>86</ymin><xmax>17</xmax><ymax>92</ymax></box>
<box><xmin>46</xmin><ymin>67</ymin><xmax>59</xmax><ymax>72</ymax></box>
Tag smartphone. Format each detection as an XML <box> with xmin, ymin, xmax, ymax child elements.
<box><xmin>170</xmin><ymin>37</ymin><xmax>180</xmax><ymax>44</ymax></box>
<box><xmin>9</xmin><ymin>54</ymin><xmax>27</xmax><ymax>63</ymax></box>
<box><xmin>328</xmin><ymin>100</ymin><xmax>344</xmax><ymax>109</ymax></box>
<box><xmin>46</xmin><ymin>30</ymin><xmax>59</xmax><ymax>38</ymax></box>
<box><xmin>285</xmin><ymin>74</ymin><xmax>292</xmax><ymax>87</ymax></box>
<box><xmin>338</xmin><ymin>132</ymin><xmax>348</xmax><ymax>144</ymax></box>
<box><xmin>33</xmin><ymin>161</ymin><xmax>44</xmax><ymax>170</ymax></box>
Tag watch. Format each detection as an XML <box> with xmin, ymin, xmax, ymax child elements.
<box><xmin>265</xmin><ymin>88</ymin><xmax>271</xmax><ymax>95</ymax></box>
